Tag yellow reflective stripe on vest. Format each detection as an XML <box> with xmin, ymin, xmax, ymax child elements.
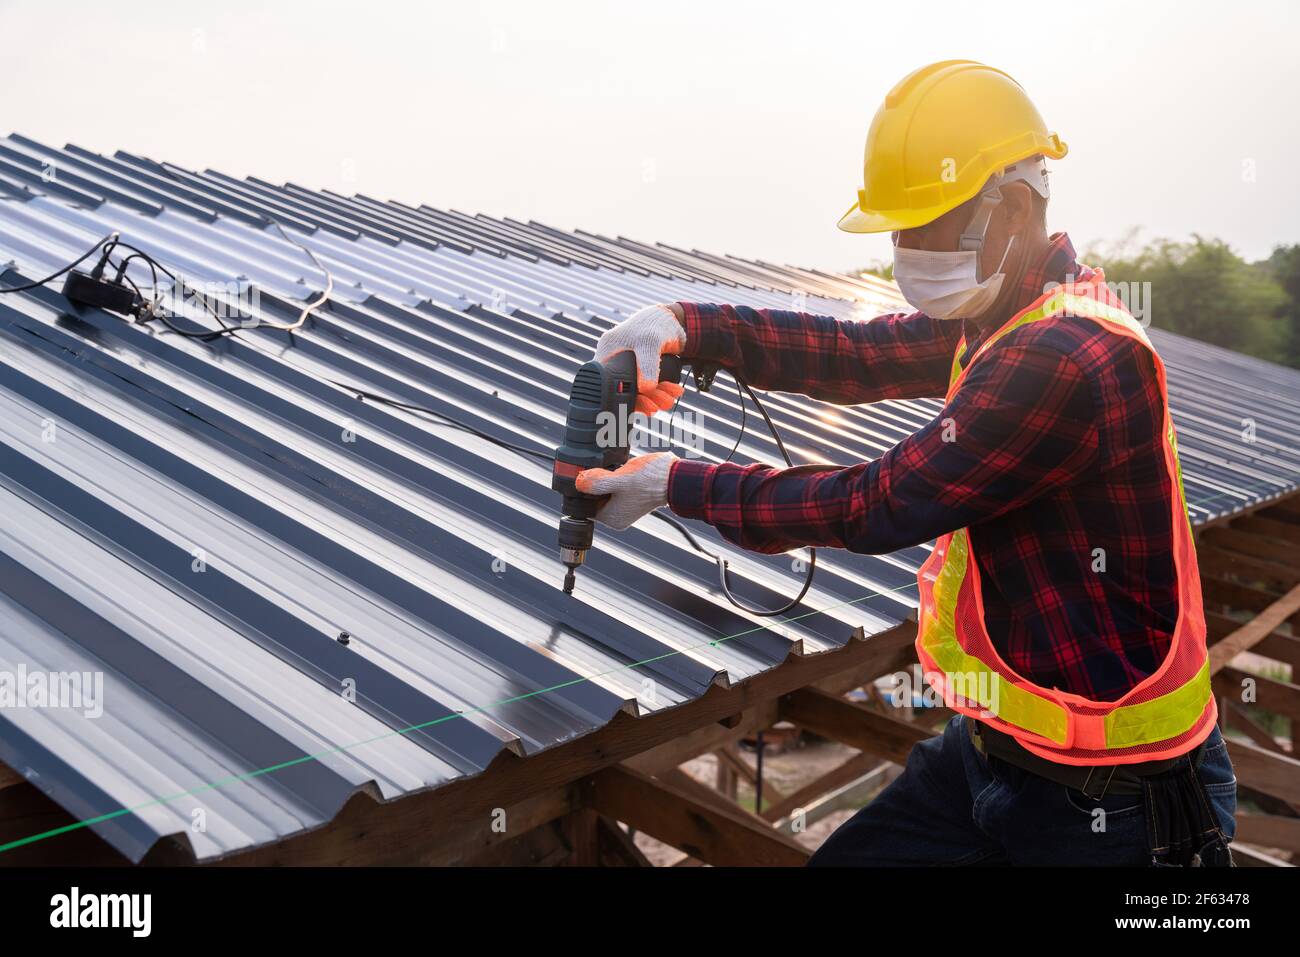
<box><xmin>1103</xmin><ymin>659</ymin><xmax>1211</xmax><ymax>748</ymax></box>
<box><xmin>921</xmin><ymin>529</ymin><xmax>1071</xmax><ymax>745</ymax></box>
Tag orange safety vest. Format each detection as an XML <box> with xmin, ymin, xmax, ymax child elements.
<box><xmin>914</xmin><ymin>270</ymin><xmax>1216</xmax><ymax>767</ymax></box>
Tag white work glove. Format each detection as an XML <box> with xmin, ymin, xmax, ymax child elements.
<box><xmin>576</xmin><ymin>452</ymin><xmax>677</xmax><ymax>530</ymax></box>
<box><xmin>595</xmin><ymin>304</ymin><xmax>687</xmax><ymax>416</ymax></box>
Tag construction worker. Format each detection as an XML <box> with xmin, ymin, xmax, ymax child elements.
<box><xmin>576</xmin><ymin>60</ymin><xmax>1238</xmax><ymax>867</ymax></box>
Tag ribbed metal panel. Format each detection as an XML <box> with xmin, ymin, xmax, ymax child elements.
<box><xmin>0</xmin><ymin>135</ymin><xmax>1297</xmax><ymax>862</ymax></box>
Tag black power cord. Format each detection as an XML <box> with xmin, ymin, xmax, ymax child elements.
<box><xmin>1</xmin><ymin>235</ymin><xmax>817</xmax><ymax>616</ymax></box>
<box><xmin>0</xmin><ymin>232</ymin><xmax>241</xmax><ymax>342</ymax></box>
<box><xmin>649</xmin><ymin>373</ymin><xmax>816</xmax><ymax>617</ymax></box>
<box><xmin>340</xmin><ymin>368</ymin><xmax>816</xmax><ymax>617</ymax></box>
<box><xmin>105</xmin><ymin>242</ymin><xmax>241</xmax><ymax>341</ymax></box>
<box><xmin>323</xmin><ymin>378</ymin><xmax>558</xmax><ymax>465</ymax></box>
<box><xmin>0</xmin><ymin>232</ymin><xmax>121</xmax><ymax>294</ymax></box>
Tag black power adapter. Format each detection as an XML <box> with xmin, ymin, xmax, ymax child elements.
<box><xmin>61</xmin><ymin>269</ymin><xmax>140</xmax><ymax>317</ymax></box>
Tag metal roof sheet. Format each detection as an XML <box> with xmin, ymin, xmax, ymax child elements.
<box><xmin>0</xmin><ymin>135</ymin><xmax>1297</xmax><ymax>862</ymax></box>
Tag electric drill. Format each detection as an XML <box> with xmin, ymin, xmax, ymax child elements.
<box><xmin>552</xmin><ymin>350</ymin><xmax>684</xmax><ymax>594</ymax></box>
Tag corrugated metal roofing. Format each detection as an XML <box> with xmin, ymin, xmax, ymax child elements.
<box><xmin>0</xmin><ymin>135</ymin><xmax>1298</xmax><ymax>862</ymax></box>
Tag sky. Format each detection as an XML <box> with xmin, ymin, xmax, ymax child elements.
<box><xmin>3</xmin><ymin>0</ymin><xmax>1298</xmax><ymax>272</ymax></box>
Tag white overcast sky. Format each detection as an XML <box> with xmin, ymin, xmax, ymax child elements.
<box><xmin>3</xmin><ymin>0</ymin><xmax>1298</xmax><ymax>271</ymax></box>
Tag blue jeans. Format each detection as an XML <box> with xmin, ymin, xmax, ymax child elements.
<box><xmin>808</xmin><ymin>714</ymin><xmax>1237</xmax><ymax>866</ymax></box>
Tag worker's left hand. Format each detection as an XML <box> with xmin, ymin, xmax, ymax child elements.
<box><xmin>595</xmin><ymin>305</ymin><xmax>687</xmax><ymax>417</ymax></box>
<box><xmin>576</xmin><ymin>452</ymin><xmax>677</xmax><ymax>530</ymax></box>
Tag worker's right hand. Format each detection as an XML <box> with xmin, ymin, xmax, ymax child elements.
<box><xmin>595</xmin><ymin>304</ymin><xmax>687</xmax><ymax>416</ymax></box>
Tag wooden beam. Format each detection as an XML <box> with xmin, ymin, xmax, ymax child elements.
<box><xmin>761</xmin><ymin>752</ymin><xmax>880</xmax><ymax>822</ymax></box>
<box><xmin>218</xmin><ymin>781</ymin><xmax>583</xmax><ymax>868</ymax></box>
<box><xmin>1210</xmin><ymin>583</ymin><xmax>1300</xmax><ymax>673</ymax></box>
<box><xmin>1201</xmin><ymin>528</ymin><xmax>1300</xmax><ymax>570</ymax></box>
<box><xmin>208</xmin><ymin>622</ymin><xmax>916</xmax><ymax>866</ymax></box>
<box><xmin>1264</xmin><ymin>498</ymin><xmax>1300</xmax><ymax>523</ymax></box>
<box><xmin>1231</xmin><ymin>844</ymin><xmax>1293</xmax><ymax>867</ymax></box>
<box><xmin>623</xmin><ymin>702</ymin><xmax>778</xmax><ymax>776</ymax></box>
<box><xmin>1235</xmin><ymin>515</ymin><xmax>1300</xmax><ymax>546</ymax></box>
<box><xmin>1197</xmin><ymin>545</ymin><xmax>1300</xmax><ymax>593</ymax></box>
<box><xmin>1217</xmin><ymin>666</ymin><xmax>1300</xmax><ymax>724</ymax></box>
<box><xmin>594</xmin><ymin>816</ymin><xmax>653</xmax><ymax>867</ymax></box>
<box><xmin>588</xmin><ymin>765</ymin><xmax>809</xmax><ymax>867</ymax></box>
<box><xmin>657</xmin><ymin>767</ymin><xmax>758</xmax><ymax>822</ymax></box>
<box><xmin>456</xmin><ymin>819</ymin><xmax>572</xmax><ymax>866</ymax></box>
<box><xmin>1254</xmin><ymin>633</ymin><xmax>1300</xmax><ymax>672</ymax></box>
<box><xmin>1237</xmin><ymin>782</ymin><xmax>1300</xmax><ymax>820</ymax></box>
<box><xmin>1227</xmin><ymin>738</ymin><xmax>1300</xmax><ymax>806</ymax></box>
<box><xmin>1200</xmin><ymin>574</ymin><xmax>1283</xmax><ymax>614</ymax></box>
<box><xmin>1220</xmin><ymin>697</ymin><xmax>1289</xmax><ymax>755</ymax></box>
<box><xmin>713</xmin><ymin>750</ymin><xmax>738</xmax><ymax>800</ymax></box>
<box><xmin>780</xmin><ymin>688</ymin><xmax>933</xmax><ymax>765</ymax></box>
<box><xmin>0</xmin><ymin>764</ymin><xmax>22</xmax><ymax>793</ymax></box>
<box><xmin>1234</xmin><ymin>813</ymin><xmax>1300</xmax><ymax>854</ymax></box>
<box><xmin>714</xmin><ymin>743</ymin><xmax>788</xmax><ymax>806</ymax></box>
<box><xmin>559</xmin><ymin>808</ymin><xmax>601</xmax><ymax>866</ymax></box>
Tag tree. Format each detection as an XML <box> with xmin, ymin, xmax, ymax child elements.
<box><xmin>856</xmin><ymin>260</ymin><xmax>893</xmax><ymax>282</ymax></box>
<box><xmin>1262</xmin><ymin>244</ymin><xmax>1300</xmax><ymax>367</ymax></box>
<box><xmin>1087</xmin><ymin>234</ymin><xmax>1288</xmax><ymax>363</ymax></box>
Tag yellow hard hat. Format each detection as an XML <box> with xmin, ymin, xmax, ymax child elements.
<box><xmin>838</xmin><ymin>60</ymin><xmax>1067</xmax><ymax>234</ymax></box>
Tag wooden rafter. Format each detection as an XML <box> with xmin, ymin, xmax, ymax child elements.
<box><xmin>714</xmin><ymin>743</ymin><xmax>788</xmax><ymax>807</ymax></box>
<box><xmin>1254</xmin><ymin>632</ymin><xmax>1300</xmax><ymax>671</ymax></box>
<box><xmin>1232</xmin><ymin>844</ymin><xmax>1294</xmax><ymax>867</ymax></box>
<box><xmin>587</xmin><ymin>765</ymin><xmax>809</xmax><ymax>867</ymax></box>
<box><xmin>1234</xmin><ymin>812</ymin><xmax>1300</xmax><ymax>854</ymax></box>
<box><xmin>1201</xmin><ymin>574</ymin><xmax>1287</xmax><ymax>615</ymax></box>
<box><xmin>1201</xmin><ymin>527</ymin><xmax>1300</xmax><ymax>571</ymax></box>
<box><xmin>1227</xmin><ymin>738</ymin><xmax>1300</xmax><ymax>806</ymax></box>
<box><xmin>1234</xmin><ymin>514</ymin><xmax>1300</xmax><ymax>546</ymax></box>
<box><xmin>594</xmin><ymin>815</ymin><xmax>654</xmax><ymax>867</ymax></box>
<box><xmin>1215</xmin><ymin>666</ymin><xmax>1300</xmax><ymax>724</ymax></box>
<box><xmin>1220</xmin><ymin>696</ymin><xmax>1289</xmax><ymax>755</ymax></box>
<box><xmin>760</xmin><ymin>752</ymin><xmax>880</xmax><ymax>822</ymax></box>
<box><xmin>779</xmin><ymin>688</ymin><xmax>932</xmax><ymax>765</ymax></box>
<box><xmin>1197</xmin><ymin>546</ymin><xmax>1300</xmax><ymax>592</ymax></box>
<box><xmin>1209</xmin><ymin>583</ymin><xmax>1300</xmax><ymax>673</ymax></box>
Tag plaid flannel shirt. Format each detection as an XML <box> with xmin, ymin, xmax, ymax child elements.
<box><xmin>668</xmin><ymin>234</ymin><xmax>1180</xmax><ymax>701</ymax></box>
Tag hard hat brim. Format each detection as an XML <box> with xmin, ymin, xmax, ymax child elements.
<box><xmin>836</xmin><ymin>199</ymin><xmax>950</xmax><ymax>235</ymax></box>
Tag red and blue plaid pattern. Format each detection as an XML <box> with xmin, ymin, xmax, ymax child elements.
<box><xmin>668</xmin><ymin>234</ymin><xmax>1179</xmax><ymax>701</ymax></box>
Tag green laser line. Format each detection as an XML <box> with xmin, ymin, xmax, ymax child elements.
<box><xmin>0</xmin><ymin>576</ymin><xmax>921</xmax><ymax>856</ymax></box>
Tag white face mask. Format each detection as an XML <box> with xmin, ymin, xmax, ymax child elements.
<box><xmin>893</xmin><ymin>234</ymin><xmax>1016</xmax><ymax>321</ymax></box>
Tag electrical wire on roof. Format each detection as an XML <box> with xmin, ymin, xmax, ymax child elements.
<box><xmin>0</xmin><ymin>232</ymin><xmax>121</xmax><ymax>294</ymax></box>
<box><xmin>323</xmin><ymin>377</ymin><xmax>558</xmax><ymax>464</ymax></box>
<box><xmin>334</xmin><ymin>367</ymin><xmax>815</xmax><ymax>617</ymax></box>
<box><xmin>2</xmin><ymin>233</ymin><xmax>817</xmax><ymax>618</ymax></box>
<box><xmin>258</xmin><ymin>220</ymin><xmax>335</xmax><ymax>332</ymax></box>
<box><xmin>106</xmin><ymin>241</ymin><xmax>242</xmax><ymax>341</ymax></box>
<box><xmin>0</xmin><ymin>230</ymin><xmax>241</xmax><ymax>341</ymax></box>
<box><xmin>652</xmin><ymin>373</ymin><xmax>816</xmax><ymax>617</ymax></box>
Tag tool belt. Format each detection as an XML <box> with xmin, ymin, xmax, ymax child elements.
<box><xmin>967</xmin><ymin>717</ymin><xmax>1206</xmax><ymax>799</ymax></box>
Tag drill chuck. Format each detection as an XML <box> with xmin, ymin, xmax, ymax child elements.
<box><xmin>557</xmin><ymin>514</ymin><xmax>594</xmax><ymax>594</ymax></box>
